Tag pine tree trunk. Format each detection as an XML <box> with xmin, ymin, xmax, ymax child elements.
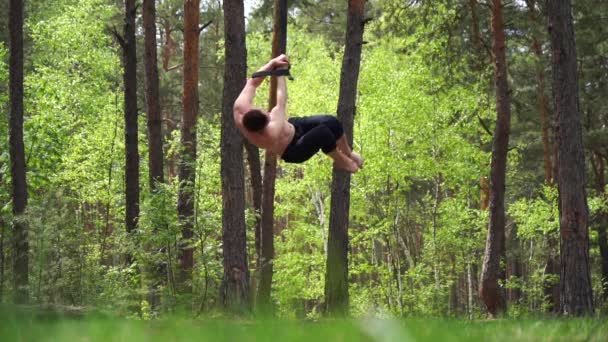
<box><xmin>143</xmin><ymin>0</ymin><xmax>164</xmax><ymax>190</ymax></box>
<box><xmin>525</xmin><ymin>0</ymin><xmax>553</xmax><ymax>185</ymax></box>
<box><xmin>257</xmin><ymin>0</ymin><xmax>288</xmax><ymax>312</ymax></box>
<box><xmin>324</xmin><ymin>0</ymin><xmax>365</xmax><ymax>316</ymax></box>
<box><xmin>525</xmin><ymin>0</ymin><xmax>560</xmax><ymax>311</ymax></box>
<box><xmin>178</xmin><ymin>0</ymin><xmax>200</xmax><ymax>297</ymax></box>
<box><xmin>122</xmin><ymin>0</ymin><xmax>139</xmax><ymax>266</ymax></box>
<box><xmin>245</xmin><ymin>143</ymin><xmax>262</xmax><ymax>263</ymax></box>
<box><xmin>480</xmin><ymin>0</ymin><xmax>511</xmax><ymax>318</ymax></box>
<box><xmin>221</xmin><ymin>0</ymin><xmax>250</xmax><ymax>313</ymax></box>
<box><xmin>9</xmin><ymin>0</ymin><xmax>28</xmax><ymax>304</ymax></box>
<box><xmin>547</xmin><ymin>0</ymin><xmax>594</xmax><ymax>316</ymax></box>
<box><xmin>142</xmin><ymin>0</ymin><xmax>165</xmax><ymax>309</ymax></box>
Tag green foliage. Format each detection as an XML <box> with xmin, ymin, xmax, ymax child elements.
<box><xmin>510</xmin><ymin>186</ymin><xmax>559</xmax><ymax>240</ymax></box>
<box><xmin>3</xmin><ymin>0</ymin><xmax>606</xmax><ymax>320</ymax></box>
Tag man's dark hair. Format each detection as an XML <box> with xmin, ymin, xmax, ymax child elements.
<box><xmin>243</xmin><ymin>109</ymin><xmax>269</xmax><ymax>132</ymax></box>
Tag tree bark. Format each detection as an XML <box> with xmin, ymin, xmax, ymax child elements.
<box><xmin>547</xmin><ymin>0</ymin><xmax>594</xmax><ymax>316</ymax></box>
<box><xmin>524</xmin><ymin>0</ymin><xmax>560</xmax><ymax>312</ymax></box>
<box><xmin>480</xmin><ymin>0</ymin><xmax>511</xmax><ymax>318</ymax></box>
<box><xmin>245</xmin><ymin>142</ymin><xmax>262</xmax><ymax>273</ymax></box>
<box><xmin>525</xmin><ymin>0</ymin><xmax>552</xmax><ymax>184</ymax></box>
<box><xmin>324</xmin><ymin>0</ymin><xmax>365</xmax><ymax>316</ymax></box>
<box><xmin>143</xmin><ymin>0</ymin><xmax>164</xmax><ymax>190</ymax></box>
<box><xmin>9</xmin><ymin>0</ymin><xmax>28</xmax><ymax>304</ymax></box>
<box><xmin>177</xmin><ymin>0</ymin><xmax>200</xmax><ymax>296</ymax></box>
<box><xmin>121</xmin><ymin>0</ymin><xmax>140</xmax><ymax>266</ymax></box>
<box><xmin>142</xmin><ymin>0</ymin><xmax>165</xmax><ymax>309</ymax></box>
<box><xmin>257</xmin><ymin>0</ymin><xmax>288</xmax><ymax>312</ymax></box>
<box><xmin>221</xmin><ymin>0</ymin><xmax>250</xmax><ymax>313</ymax></box>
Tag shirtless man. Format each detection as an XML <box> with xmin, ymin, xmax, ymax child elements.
<box><xmin>233</xmin><ymin>54</ymin><xmax>363</xmax><ymax>173</ymax></box>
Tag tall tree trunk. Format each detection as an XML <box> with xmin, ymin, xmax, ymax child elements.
<box><xmin>547</xmin><ymin>0</ymin><xmax>594</xmax><ymax>316</ymax></box>
<box><xmin>525</xmin><ymin>2</ymin><xmax>560</xmax><ymax>307</ymax></box>
<box><xmin>143</xmin><ymin>0</ymin><xmax>165</xmax><ymax>309</ymax></box>
<box><xmin>178</xmin><ymin>0</ymin><xmax>200</xmax><ymax>297</ymax></box>
<box><xmin>221</xmin><ymin>0</ymin><xmax>249</xmax><ymax>313</ymax></box>
<box><xmin>257</xmin><ymin>0</ymin><xmax>288</xmax><ymax>312</ymax></box>
<box><xmin>143</xmin><ymin>0</ymin><xmax>164</xmax><ymax>190</ymax></box>
<box><xmin>525</xmin><ymin>0</ymin><xmax>552</xmax><ymax>185</ymax></box>
<box><xmin>121</xmin><ymin>0</ymin><xmax>140</xmax><ymax>266</ymax></box>
<box><xmin>324</xmin><ymin>0</ymin><xmax>365</xmax><ymax>316</ymax></box>
<box><xmin>245</xmin><ymin>142</ymin><xmax>262</xmax><ymax>277</ymax></box>
<box><xmin>9</xmin><ymin>0</ymin><xmax>28</xmax><ymax>304</ymax></box>
<box><xmin>480</xmin><ymin>0</ymin><xmax>511</xmax><ymax>318</ymax></box>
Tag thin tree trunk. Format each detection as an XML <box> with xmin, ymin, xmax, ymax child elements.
<box><xmin>121</xmin><ymin>0</ymin><xmax>140</xmax><ymax>266</ymax></box>
<box><xmin>480</xmin><ymin>0</ymin><xmax>511</xmax><ymax>318</ymax></box>
<box><xmin>324</xmin><ymin>0</ymin><xmax>366</xmax><ymax>316</ymax></box>
<box><xmin>100</xmin><ymin>104</ymin><xmax>119</xmax><ymax>266</ymax></box>
<box><xmin>525</xmin><ymin>1</ymin><xmax>560</xmax><ymax>310</ymax></box>
<box><xmin>160</xmin><ymin>19</ymin><xmax>178</xmax><ymax>181</ymax></box>
<box><xmin>143</xmin><ymin>0</ymin><xmax>164</xmax><ymax>190</ymax></box>
<box><xmin>0</xmin><ymin>217</ymin><xmax>5</xmax><ymax>301</ymax></box>
<box><xmin>9</xmin><ymin>0</ymin><xmax>28</xmax><ymax>304</ymax></box>
<box><xmin>431</xmin><ymin>174</ymin><xmax>441</xmax><ymax>308</ymax></box>
<box><xmin>525</xmin><ymin>0</ymin><xmax>552</xmax><ymax>185</ymax></box>
<box><xmin>467</xmin><ymin>263</ymin><xmax>473</xmax><ymax>320</ymax></box>
<box><xmin>177</xmin><ymin>0</ymin><xmax>200</xmax><ymax>297</ymax></box>
<box><xmin>221</xmin><ymin>0</ymin><xmax>250</xmax><ymax>313</ymax></box>
<box><xmin>244</xmin><ymin>142</ymin><xmax>262</xmax><ymax>290</ymax></box>
<box><xmin>143</xmin><ymin>0</ymin><xmax>165</xmax><ymax>310</ymax></box>
<box><xmin>547</xmin><ymin>0</ymin><xmax>594</xmax><ymax>316</ymax></box>
<box><xmin>257</xmin><ymin>0</ymin><xmax>288</xmax><ymax>313</ymax></box>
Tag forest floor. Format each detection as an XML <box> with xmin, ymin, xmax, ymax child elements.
<box><xmin>1</xmin><ymin>312</ymin><xmax>607</xmax><ymax>341</ymax></box>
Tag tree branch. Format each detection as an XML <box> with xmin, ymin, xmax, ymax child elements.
<box><xmin>108</xmin><ymin>25</ymin><xmax>125</xmax><ymax>49</ymax></box>
<box><xmin>167</xmin><ymin>64</ymin><xmax>183</xmax><ymax>72</ymax></box>
<box><xmin>199</xmin><ymin>20</ymin><xmax>213</xmax><ymax>34</ymax></box>
<box><xmin>477</xmin><ymin>115</ymin><xmax>493</xmax><ymax>137</ymax></box>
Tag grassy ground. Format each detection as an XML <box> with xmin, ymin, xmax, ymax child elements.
<box><xmin>1</xmin><ymin>314</ymin><xmax>607</xmax><ymax>341</ymax></box>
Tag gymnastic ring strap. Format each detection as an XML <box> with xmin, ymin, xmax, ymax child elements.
<box><xmin>251</xmin><ymin>65</ymin><xmax>294</xmax><ymax>80</ymax></box>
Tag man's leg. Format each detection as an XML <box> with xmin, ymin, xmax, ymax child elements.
<box><xmin>328</xmin><ymin>149</ymin><xmax>359</xmax><ymax>173</ymax></box>
<box><xmin>319</xmin><ymin>116</ymin><xmax>363</xmax><ymax>168</ymax></box>
<box><xmin>283</xmin><ymin>124</ymin><xmax>355</xmax><ymax>172</ymax></box>
<box><xmin>301</xmin><ymin>123</ymin><xmax>359</xmax><ymax>172</ymax></box>
<box><xmin>284</xmin><ymin>116</ymin><xmax>360</xmax><ymax>172</ymax></box>
<box><xmin>337</xmin><ymin>135</ymin><xmax>364</xmax><ymax>168</ymax></box>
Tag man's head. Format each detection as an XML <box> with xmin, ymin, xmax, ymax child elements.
<box><xmin>242</xmin><ymin>109</ymin><xmax>269</xmax><ymax>132</ymax></box>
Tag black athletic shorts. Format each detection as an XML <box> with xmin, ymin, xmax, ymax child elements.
<box><xmin>281</xmin><ymin>115</ymin><xmax>344</xmax><ymax>164</ymax></box>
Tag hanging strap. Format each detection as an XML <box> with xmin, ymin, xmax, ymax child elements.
<box><xmin>252</xmin><ymin>65</ymin><xmax>294</xmax><ymax>80</ymax></box>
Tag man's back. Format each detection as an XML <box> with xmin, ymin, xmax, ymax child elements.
<box><xmin>236</xmin><ymin>107</ymin><xmax>294</xmax><ymax>155</ymax></box>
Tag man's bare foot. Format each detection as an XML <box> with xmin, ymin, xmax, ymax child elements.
<box><xmin>350</xmin><ymin>152</ymin><xmax>364</xmax><ymax>168</ymax></box>
<box><xmin>334</xmin><ymin>159</ymin><xmax>359</xmax><ymax>173</ymax></box>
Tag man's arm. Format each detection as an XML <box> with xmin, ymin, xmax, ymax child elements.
<box><xmin>233</xmin><ymin>55</ymin><xmax>289</xmax><ymax>117</ymax></box>
<box><xmin>269</xmin><ymin>74</ymin><xmax>288</xmax><ymax>123</ymax></box>
<box><xmin>233</xmin><ymin>79</ymin><xmax>259</xmax><ymax>117</ymax></box>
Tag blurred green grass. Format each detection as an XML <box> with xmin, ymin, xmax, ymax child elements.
<box><xmin>1</xmin><ymin>312</ymin><xmax>606</xmax><ymax>342</ymax></box>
